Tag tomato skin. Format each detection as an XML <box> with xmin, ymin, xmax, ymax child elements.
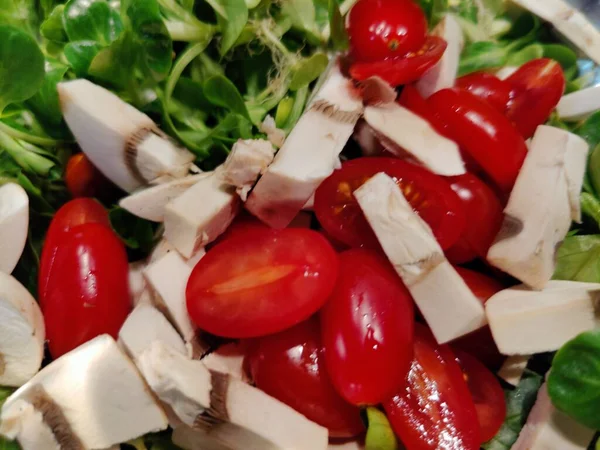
<box><xmin>350</xmin><ymin>37</ymin><xmax>447</xmax><ymax>87</ymax></box>
<box><xmin>505</xmin><ymin>58</ymin><xmax>565</xmax><ymax>139</ymax></box>
<box><xmin>454</xmin><ymin>349</ymin><xmax>507</xmax><ymax>443</ymax></box>
<box><xmin>398</xmin><ymin>85</ymin><xmax>452</xmax><ymax>138</ymax></box>
<box><xmin>42</xmin><ymin>223</ymin><xmax>131</xmax><ymax>358</ymax></box>
<box><xmin>65</xmin><ymin>153</ymin><xmax>109</xmax><ymax>198</ymax></box>
<box><xmin>245</xmin><ymin>318</ymin><xmax>365</xmax><ymax>437</ymax></box>
<box><xmin>428</xmin><ymin>88</ymin><xmax>528</xmax><ymax>192</ymax></box>
<box><xmin>347</xmin><ymin>0</ymin><xmax>428</xmax><ymax>62</ymax></box>
<box><xmin>321</xmin><ymin>249</ymin><xmax>414</xmax><ymax>405</ymax></box>
<box><xmin>384</xmin><ymin>326</ymin><xmax>480</xmax><ymax>450</ymax></box>
<box><xmin>456</xmin><ymin>72</ymin><xmax>512</xmax><ymax>113</ymax></box>
<box><xmin>186</xmin><ymin>228</ymin><xmax>339</xmax><ymax>338</ymax></box>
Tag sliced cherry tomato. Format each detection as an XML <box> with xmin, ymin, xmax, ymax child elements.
<box><xmin>347</xmin><ymin>0</ymin><xmax>428</xmax><ymax>62</ymax></box>
<box><xmin>384</xmin><ymin>326</ymin><xmax>480</xmax><ymax>450</ymax></box>
<box><xmin>505</xmin><ymin>58</ymin><xmax>565</xmax><ymax>139</ymax></box>
<box><xmin>314</xmin><ymin>157</ymin><xmax>466</xmax><ymax>250</ymax></box>
<box><xmin>65</xmin><ymin>153</ymin><xmax>109</xmax><ymax>198</ymax></box>
<box><xmin>349</xmin><ymin>37</ymin><xmax>447</xmax><ymax>87</ymax></box>
<box><xmin>445</xmin><ymin>174</ymin><xmax>503</xmax><ymax>264</ymax></box>
<box><xmin>428</xmin><ymin>88</ymin><xmax>528</xmax><ymax>192</ymax></box>
<box><xmin>186</xmin><ymin>228</ymin><xmax>339</xmax><ymax>338</ymax></box>
<box><xmin>245</xmin><ymin>318</ymin><xmax>365</xmax><ymax>437</ymax></box>
<box><xmin>42</xmin><ymin>223</ymin><xmax>131</xmax><ymax>358</ymax></box>
<box><xmin>398</xmin><ymin>85</ymin><xmax>451</xmax><ymax>138</ymax></box>
<box><xmin>456</xmin><ymin>72</ymin><xmax>512</xmax><ymax>113</ymax></box>
<box><xmin>321</xmin><ymin>249</ymin><xmax>414</xmax><ymax>405</ymax></box>
<box><xmin>454</xmin><ymin>349</ymin><xmax>507</xmax><ymax>443</ymax></box>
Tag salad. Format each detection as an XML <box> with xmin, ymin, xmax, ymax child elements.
<box><xmin>2</xmin><ymin>0</ymin><xmax>600</xmax><ymax>448</ymax></box>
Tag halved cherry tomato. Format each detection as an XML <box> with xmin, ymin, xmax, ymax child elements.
<box><xmin>505</xmin><ymin>58</ymin><xmax>565</xmax><ymax>139</ymax></box>
<box><xmin>350</xmin><ymin>37</ymin><xmax>447</xmax><ymax>87</ymax></box>
<box><xmin>428</xmin><ymin>88</ymin><xmax>528</xmax><ymax>192</ymax></box>
<box><xmin>42</xmin><ymin>223</ymin><xmax>131</xmax><ymax>358</ymax></box>
<box><xmin>398</xmin><ymin>85</ymin><xmax>451</xmax><ymax>138</ymax></box>
<box><xmin>456</xmin><ymin>72</ymin><xmax>512</xmax><ymax>113</ymax></box>
<box><xmin>186</xmin><ymin>228</ymin><xmax>338</xmax><ymax>338</ymax></box>
<box><xmin>454</xmin><ymin>349</ymin><xmax>507</xmax><ymax>443</ymax></box>
<box><xmin>384</xmin><ymin>325</ymin><xmax>480</xmax><ymax>450</ymax></box>
<box><xmin>245</xmin><ymin>318</ymin><xmax>365</xmax><ymax>437</ymax></box>
<box><xmin>65</xmin><ymin>153</ymin><xmax>109</xmax><ymax>198</ymax></box>
<box><xmin>314</xmin><ymin>157</ymin><xmax>466</xmax><ymax>250</ymax></box>
<box><xmin>321</xmin><ymin>249</ymin><xmax>414</xmax><ymax>405</ymax></box>
<box><xmin>445</xmin><ymin>174</ymin><xmax>503</xmax><ymax>264</ymax></box>
<box><xmin>347</xmin><ymin>0</ymin><xmax>428</xmax><ymax>62</ymax></box>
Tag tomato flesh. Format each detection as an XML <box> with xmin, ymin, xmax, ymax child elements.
<box><xmin>321</xmin><ymin>249</ymin><xmax>414</xmax><ymax>405</ymax></box>
<box><xmin>245</xmin><ymin>318</ymin><xmax>365</xmax><ymax>437</ymax></box>
<box><xmin>186</xmin><ymin>228</ymin><xmax>339</xmax><ymax>338</ymax></box>
<box><xmin>314</xmin><ymin>157</ymin><xmax>466</xmax><ymax>250</ymax></box>
<box><xmin>456</xmin><ymin>72</ymin><xmax>512</xmax><ymax>113</ymax></box>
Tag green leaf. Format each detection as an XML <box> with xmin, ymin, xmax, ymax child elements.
<box><xmin>553</xmin><ymin>235</ymin><xmax>600</xmax><ymax>283</ymax></box>
<box><xmin>0</xmin><ymin>437</ymin><xmax>19</xmax><ymax>450</ymax></box>
<box><xmin>543</xmin><ymin>44</ymin><xmax>578</xmax><ymax>80</ymax></box>
<box><xmin>506</xmin><ymin>43</ymin><xmax>543</xmax><ymax>66</ymax></box>
<box><xmin>64</xmin><ymin>41</ymin><xmax>103</xmax><ymax>76</ymax></box>
<box><xmin>548</xmin><ymin>329</ymin><xmax>600</xmax><ymax>430</ymax></box>
<box><xmin>213</xmin><ymin>0</ymin><xmax>248</xmax><ymax>56</ymax></box>
<box><xmin>416</xmin><ymin>0</ymin><xmax>448</xmax><ymax>27</ymax></box>
<box><xmin>0</xmin><ymin>26</ymin><xmax>45</xmax><ymax>113</ymax></box>
<box><xmin>580</xmin><ymin>192</ymin><xmax>600</xmax><ymax>227</ymax></box>
<box><xmin>289</xmin><ymin>53</ymin><xmax>329</xmax><ymax>91</ymax></box>
<box><xmin>40</xmin><ymin>5</ymin><xmax>68</xmax><ymax>42</ymax></box>
<box><xmin>328</xmin><ymin>0</ymin><xmax>348</xmax><ymax>50</ymax></box>
<box><xmin>365</xmin><ymin>407</ymin><xmax>398</xmax><ymax>450</ymax></box>
<box><xmin>26</xmin><ymin>60</ymin><xmax>69</xmax><ymax>127</ymax></box>
<box><xmin>109</xmin><ymin>207</ymin><xmax>156</xmax><ymax>253</ymax></box>
<box><xmin>577</xmin><ymin>112</ymin><xmax>600</xmax><ymax>150</ymax></box>
<box><xmin>589</xmin><ymin>144</ymin><xmax>600</xmax><ymax>198</ymax></box>
<box><xmin>203</xmin><ymin>75</ymin><xmax>250</xmax><ymax>120</ymax></box>
<box><xmin>63</xmin><ymin>0</ymin><xmax>123</xmax><ymax>44</ymax></box>
<box><xmin>88</xmin><ymin>30</ymin><xmax>138</xmax><ymax>88</ymax></box>
<box><xmin>282</xmin><ymin>0</ymin><xmax>318</xmax><ymax>36</ymax></box>
<box><xmin>0</xmin><ymin>386</ymin><xmax>13</xmax><ymax>406</ymax></box>
<box><xmin>459</xmin><ymin>41</ymin><xmax>508</xmax><ymax>76</ymax></box>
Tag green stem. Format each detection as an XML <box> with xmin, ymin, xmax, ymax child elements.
<box><xmin>283</xmin><ymin>85</ymin><xmax>309</xmax><ymax>132</ymax></box>
<box><xmin>581</xmin><ymin>192</ymin><xmax>600</xmax><ymax>227</ymax></box>
<box><xmin>259</xmin><ymin>22</ymin><xmax>293</xmax><ymax>59</ymax></box>
<box><xmin>0</xmin><ymin>121</ymin><xmax>64</xmax><ymax>146</ymax></box>
<box><xmin>165</xmin><ymin>21</ymin><xmax>216</xmax><ymax>42</ymax></box>
<box><xmin>0</xmin><ymin>129</ymin><xmax>55</xmax><ymax>175</ymax></box>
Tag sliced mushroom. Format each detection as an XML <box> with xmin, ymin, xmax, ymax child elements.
<box><xmin>0</xmin><ymin>183</ymin><xmax>28</xmax><ymax>274</ymax></box>
<box><xmin>222</xmin><ymin>139</ymin><xmax>275</xmax><ymax>201</ymax></box>
<box><xmin>557</xmin><ymin>85</ymin><xmax>600</xmax><ymax>121</ymax></box>
<box><xmin>260</xmin><ymin>115</ymin><xmax>286</xmax><ymax>148</ymax></box>
<box><xmin>58</xmin><ymin>79</ymin><xmax>195</xmax><ymax>193</ymax></box>
<box><xmin>149</xmin><ymin>238</ymin><xmax>205</xmax><ymax>268</ymax></box>
<box><xmin>0</xmin><ymin>272</ymin><xmax>44</xmax><ymax>387</ymax></box>
<box><xmin>497</xmin><ymin>355</ymin><xmax>530</xmax><ymax>387</ymax></box>
<box><xmin>200</xmin><ymin>342</ymin><xmax>247</xmax><ymax>381</ymax></box>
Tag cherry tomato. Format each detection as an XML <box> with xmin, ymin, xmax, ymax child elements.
<box><xmin>384</xmin><ymin>326</ymin><xmax>480</xmax><ymax>450</ymax></box>
<box><xmin>347</xmin><ymin>0</ymin><xmax>428</xmax><ymax>62</ymax></box>
<box><xmin>454</xmin><ymin>349</ymin><xmax>507</xmax><ymax>442</ymax></box>
<box><xmin>456</xmin><ymin>72</ymin><xmax>512</xmax><ymax>113</ymax></box>
<box><xmin>65</xmin><ymin>153</ymin><xmax>110</xmax><ymax>199</ymax></box>
<box><xmin>428</xmin><ymin>88</ymin><xmax>528</xmax><ymax>192</ymax></box>
<box><xmin>245</xmin><ymin>318</ymin><xmax>365</xmax><ymax>437</ymax></box>
<box><xmin>321</xmin><ymin>249</ymin><xmax>414</xmax><ymax>405</ymax></box>
<box><xmin>506</xmin><ymin>58</ymin><xmax>565</xmax><ymax>139</ymax></box>
<box><xmin>350</xmin><ymin>37</ymin><xmax>447</xmax><ymax>87</ymax></box>
<box><xmin>445</xmin><ymin>174</ymin><xmax>503</xmax><ymax>264</ymax></box>
<box><xmin>39</xmin><ymin>198</ymin><xmax>111</xmax><ymax>305</ymax></box>
<box><xmin>186</xmin><ymin>228</ymin><xmax>339</xmax><ymax>338</ymax></box>
<box><xmin>398</xmin><ymin>85</ymin><xmax>451</xmax><ymax>138</ymax></box>
<box><xmin>42</xmin><ymin>223</ymin><xmax>131</xmax><ymax>358</ymax></box>
<box><xmin>314</xmin><ymin>157</ymin><xmax>466</xmax><ymax>250</ymax></box>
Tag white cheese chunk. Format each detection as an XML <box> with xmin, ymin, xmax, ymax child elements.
<box><xmin>222</xmin><ymin>139</ymin><xmax>275</xmax><ymax>201</ymax></box>
<box><xmin>487</xmin><ymin>126</ymin><xmax>589</xmax><ymax>290</ymax></box>
<box><xmin>557</xmin><ymin>85</ymin><xmax>600</xmax><ymax>121</ymax></box>
<box><xmin>0</xmin><ymin>183</ymin><xmax>28</xmax><ymax>275</ymax></box>
<box><xmin>498</xmin><ymin>355</ymin><xmax>530</xmax><ymax>386</ymax></box>
<box><xmin>355</xmin><ymin>172</ymin><xmax>486</xmax><ymax>343</ymax></box>
<box><xmin>486</xmin><ymin>280</ymin><xmax>600</xmax><ymax>355</ymax></box>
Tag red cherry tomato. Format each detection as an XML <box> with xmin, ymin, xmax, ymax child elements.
<box><xmin>350</xmin><ymin>37</ymin><xmax>447</xmax><ymax>87</ymax></box>
<box><xmin>445</xmin><ymin>174</ymin><xmax>504</xmax><ymax>264</ymax></box>
<box><xmin>314</xmin><ymin>157</ymin><xmax>466</xmax><ymax>250</ymax></box>
<box><xmin>428</xmin><ymin>88</ymin><xmax>528</xmax><ymax>192</ymax></box>
<box><xmin>456</xmin><ymin>72</ymin><xmax>512</xmax><ymax>113</ymax></box>
<box><xmin>39</xmin><ymin>198</ymin><xmax>111</xmax><ymax>305</ymax></box>
<box><xmin>42</xmin><ymin>223</ymin><xmax>131</xmax><ymax>358</ymax></box>
<box><xmin>245</xmin><ymin>318</ymin><xmax>365</xmax><ymax>437</ymax></box>
<box><xmin>186</xmin><ymin>228</ymin><xmax>339</xmax><ymax>338</ymax></box>
<box><xmin>506</xmin><ymin>58</ymin><xmax>565</xmax><ymax>139</ymax></box>
<box><xmin>454</xmin><ymin>349</ymin><xmax>507</xmax><ymax>443</ymax></box>
<box><xmin>398</xmin><ymin>85</ymin><xmax>451</xmax><ymax>138</ymax></box>
<box><xmin>384</xmin><ymin>326</ymin><xmax>480</xmax><ymax>450</ymax></box>
<box><xmin>320</xmin><ymin>249</ymin><xmax>414</xmax><ymax>405</ymax></box>
<box><xmin>65</xmin><ymin>153</ymin><xmax>109</xmax><ymax>199</ymax></box>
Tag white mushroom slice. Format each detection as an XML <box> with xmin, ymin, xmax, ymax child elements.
<box><xmin>511</xmin><ymin>382</ymin><xmax>595</xmax><ymax>450</ymax></box>
<box><xmin>129</xmin><ymin>260</ymin><xmax>149</xmax><ymax>306</ymax></box>
<box><xmin>118</xmin><ymin>304</ymin><xmax>187</xmax><ymax>360</ymax></box>
<box><xmin>164</xmin><ymin>171</ymin><xmax>240</xmax><ymax>258</ymax></box>
<box><xmin>0</xmin><ymin>272</ymin><xmax>44</xmax><ymax>387</ymax></box>
<box><xmin>138</xmin><ymin>342</ymin><xmax>328</xmax><ymax>450</ymax></box>
<box><xmin>222</xmin><ymin>139</ymin><xmax>275</xmax><ymax>201</ymax></box>
<box><xmin>557</xmin><ymin>85</ymin><xmax>600</xmax><ymax>121</ymax></box>
<box><xmin>416</xmin><ymin>14</ymin><xmax>463</xmax><ymax>98</ymax></box>
<box><xmin>149</xmin><ymin>238</ymin><xmax>205</xmax><ymax>268</ymax></box>
<box><xmin>0</xmin><ymin>400</ymin><xmax>60</xmax><ymax>450</ymax></box>
<box><xmin>58</xmin><ymin>79</ymin><xmax>195</xmax><ymax>193</ymax></box>
<box><xmin>511</xmin><ymin>0</ymin><xmax>600</xmax><ymax>65</ymax></box>
<box><xmin>495</xmin><ymin>66</ymin><xmax>519</xmax><ymax>80</ymax></box>
<box><xmin>260</xmin><ymin>115</ymin><xmax>286</xmax><ymax>148</ymax></box>
<box><xmin>487</xmin><ymin>126</ymin><xmax>589</xmax><ymax>290</ymax></box>
<box><xmin>119</xmin><ymin>174</ymin><xmax>208</xmax><ymax>222</ymax></box>
<box><xmin>498</xmin><ymin>355</ymin><xmax>530</xmax><ymax>386</ymax></box>
<box><xmin>246</xmin><ymin>62</ymin><xmax>363</xmax><ymax>229</ymax></box>
<box><xmin>0</xmin><ymin>335</ymin><xmax>168</xmax><ymax>449</ymax></box>
<box><xmin>363</xmin><ymin>103</ymin><xmax>465</xmax><ymax>176</ymax></box>
<box><xmin>0</xmin><ymin>183</ymin><xmax>28</xmax><ymax>274</ymax></box>
<box><xmin>201</xmin><ymin>343</ymin><xmax>247</xmax><ymax>381</ymax></box>
<box><xmin>354</xmin><ymin>173</ymin><xmax>486</xmax><ymax>343</ymax></box>
<box><xmin>485</xmin><ymin>281</ymin><xmax>600</xmax><ymax>355</ymax></box>
<box><xmin>328</xmin><ymin>440</ymin><xmax>364</xmax><ymax>450</ymax></box>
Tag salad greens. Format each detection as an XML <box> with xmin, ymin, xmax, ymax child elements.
<box><xmin>364</xmin><ymin>406</ymin><xmax>399</xmax><ymax>450</ymax></box>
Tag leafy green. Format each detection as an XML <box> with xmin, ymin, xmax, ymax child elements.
<box><xmin>212</xmin><ymin>0</ymin><xmax>248</xmax><ymax>56</ymax></box>
<box><xmin>548</xmin><ymin>329</ymin><xmax>600</xmax><ymax>430</ymax></box>
<box><xmin>283</xmin><ymin>0</ymin><xmax>320</xmax><ymax>40</ymax></box>
<box><xmin>64</xmin><ymin>41</ymin><xmax>103</xmax><ymax>76</ymax></box>
<box><xmin>109</xmin><ymin>207</ymin><xmax>156</xmax><ymax>254</ymax></box>
<box><xmin>459</xmin><ymin>41</ymin><xmax>508</xmax><ymax>76</ymax></box>
<box><xmin>63</xmin><ymin>0</ymin><xmax>123</xmax><ymax>44</ymax></box>
<box><xmin>203</xmin><ymin>75</ymin><xmax>250</xmax><ymax>120</ymax></box>
<box><xmin>543</xmin><ymin>44</ymin><xmax>578</xmax><ymax>80</ymax></box>
<box><xmin>589</xmin><ymin>145</ymin><xmax>600</xmax><ymax>201</ymax></box>
<box><xmin>328</xmin><ymin>0</ymin><xmax>348</xmax><ymax>50</ymax></box>
<box><xmin>0</xmin><ymin>437</ymin><xmax>19</xmax><ymax>450</ymax></box>
<box><xmin>577</xmin><ymin>112</ymin><xmax>600</xmax><ymax>150</ymax></box>
<box><xmin>581</xmin><ymin>192</ymin><xmax>600</xmax><ymax>227</ymax></box>
<box><xmin>365</xmin><ymin>407</ymin><xmax>399</xmax><ymax>450</ymax></box>
<box><xmin>553</xmin><ymin>235</ymin><xmax>600</xmax><ymax>283</ymax></box>
<box><xmin>40</xmin><ymin>5</ymin><xmax>67</xmax><ymax>42</ymax></box>
<box><xmin>505</xmin><ymin>43</ymin><xmax>543</xmax><ymax>66</ymax></box>
<box><xmin>26</xmin><ymin>60</ymin><xmax>69</xmax><ymax>128</ymax></box>
<box><xmin>289</xmin><ymin>53</ymin><xmax>329</xmax><ymax>90</ymax></box>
